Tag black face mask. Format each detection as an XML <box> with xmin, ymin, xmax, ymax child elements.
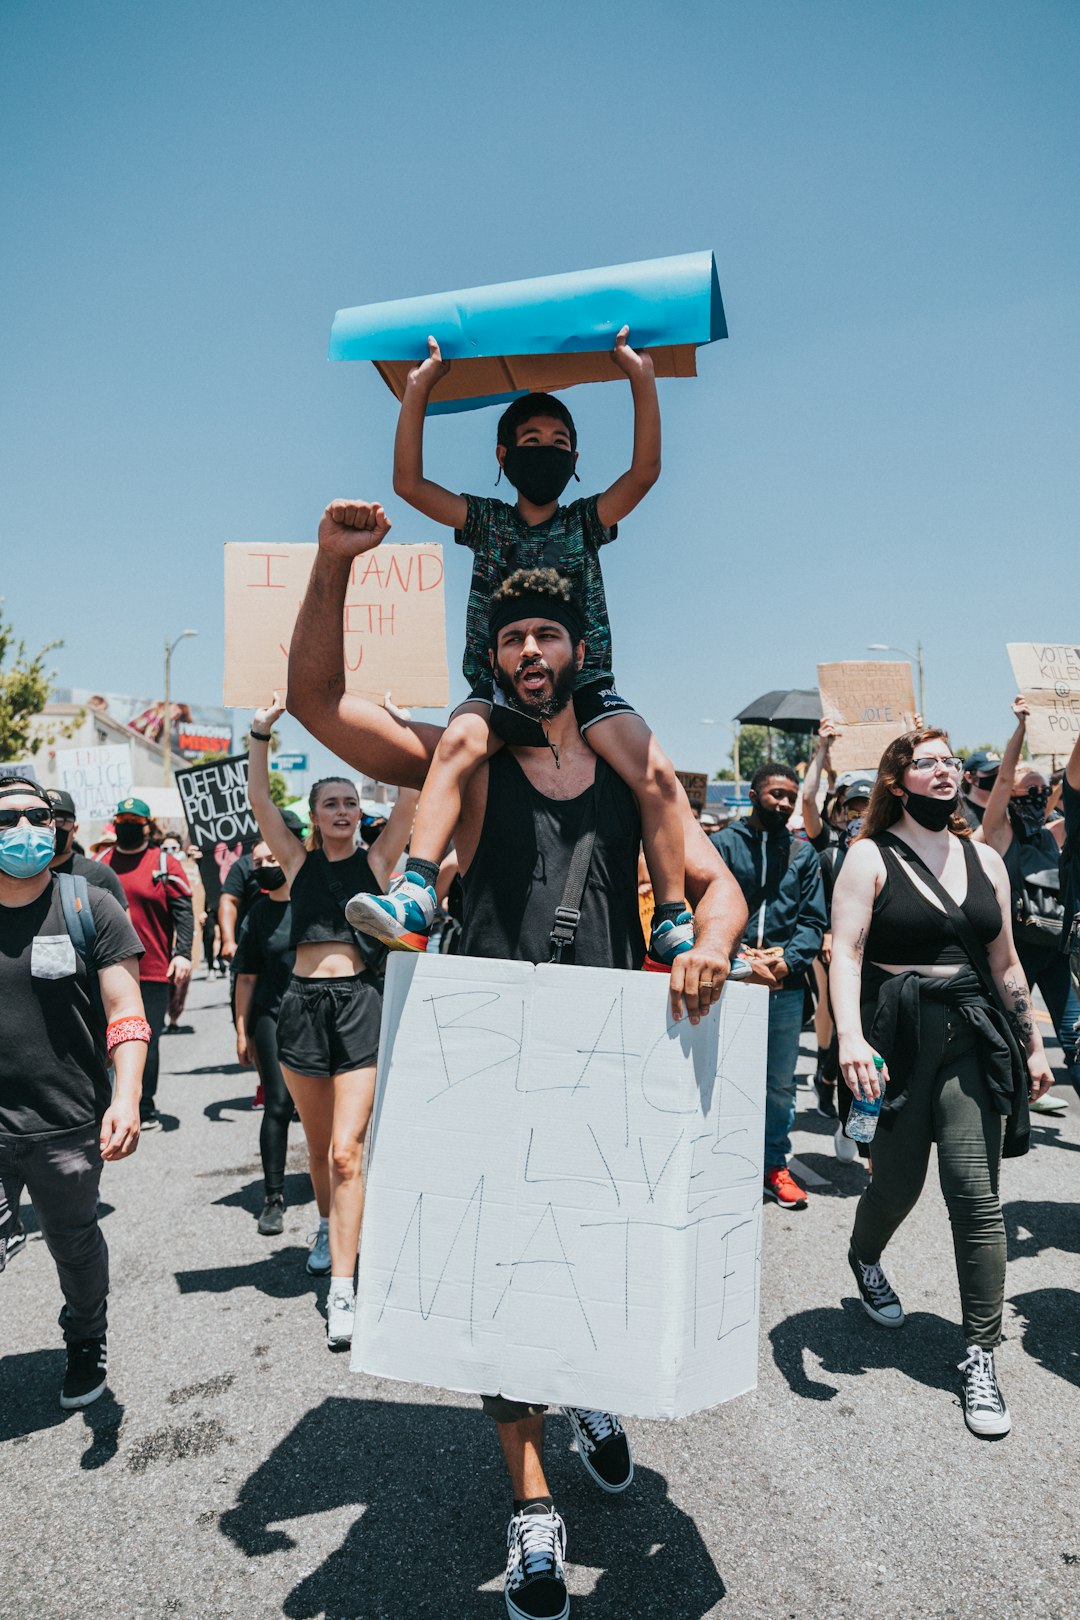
<box><xmin>256</xmin><ymin>864</ymin><xmax>287</xmax><ymax>892</ymax></box>
<box><xmin>1009</xmin><ymin>794</ymin><xmax>1048</xmax><ymax>841</ymax></box>
<box><xmin>755</xmin><ymin>803</ymin><xmax>793</xmax><ymax>835</ymax></box>
<box><xmin>53</xmin><ymin>826</ymin><xmax>73</xmax><ymax>858</ymax></box>
<box><xmin>903</xmin><ymin>787</ymin><xmax>958</xmax><ymax>831</ymax></box>
<box><xmin>114</xmin><ymin>821</ymin><xmax>148</xmax><ymax>850</ymax></box>
<box><xmin>502</xmin><ymin>445</ymin><xmax>576</xmax><ymax>506</ymax></box>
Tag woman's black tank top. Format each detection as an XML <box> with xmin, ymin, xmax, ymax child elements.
<box><xmin>865</xmin><ymin>833</ymin><xmax>1001</xmax><ymax>966</ymax></box>
<box><xmin>460</xmin><ymin>752</ymin><xmax>645</xmax><ymax>968</ymax></box>
<box><xmin>289</xmin><ymin>847</ymin><xmax>381</xmax><ymax>948</ymax></box>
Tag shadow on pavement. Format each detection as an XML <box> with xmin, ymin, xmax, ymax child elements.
<box><xmin>783</xmin><ymin>1151</ymin><xmax>868</xmax><ymax>1199</ymax></box>
<box><xmin>213</xmin><ymin>1172</ymin><xmax>314</xmax><ymax>1218</ymax></box>
<box><xmin>1009</xmin><ymin>1288</ymin><xmax>1080</xmax><ymax>1387</ymax></box>
<box><xmin>204</xmin><ymin>1095</ymin><xmax>261</xmax><ymax>1123</ymax></box>
<box><xmin>219</xmin><ymin>1396</ymin><xmax>725</xmax><ymax>1620</ymax></box>
<box><xmin>1004</xmin><ymin>1199</ymin><xmax>1080</xmax><ymax>1261</ymax></box>
<box><xmin>1028</xmin><ymin>1123</ymin><xmax>1080</xmax><ymax>1155</ymax></box>
<box><xmin>175</xmin><ymin>1247</ymin><xmax>324</xmax><ymax>1302</ymax></box>
<box><xmin>175</xmin><ymin>1062</ymin><xmax>247</xmax><ymax>1076</ymax></box>
<box><xmin>770</xmin><ymin>1301</ymin><xmax>960</xmax><ymax>1400</ymax></box>
<box><xmin>0</xmin><ymin>1348</ymin><xmax>125</xmax><ymax>1466</ymax></box>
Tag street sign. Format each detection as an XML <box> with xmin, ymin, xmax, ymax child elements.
<box><xmin>270</xmin><ymin>752</ymin><xmax>308</xmax><ymax>772</ymax></box>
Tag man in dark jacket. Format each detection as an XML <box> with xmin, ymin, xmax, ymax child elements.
<box><xmin>710</xmin><ymin>763</ymin><xmax>827</xmax><ymax>1209</ymax></box>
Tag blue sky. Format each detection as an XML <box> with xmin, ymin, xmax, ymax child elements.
<box><xmin>2</xmin><ymin>0</ymin><xmax>1077</xmax><ymax>783</ymax></box>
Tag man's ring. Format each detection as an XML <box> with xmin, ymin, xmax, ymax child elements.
<box><xmin>701</xmin><ymin>979</ymin><xmax>713</xmax><ymax>989</ymax></box>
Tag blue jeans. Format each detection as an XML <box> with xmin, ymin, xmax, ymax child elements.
<box><xmin>765</xmin><ymin>986</ymin><xmax>806</xmax><ymax>1171</ymax></box>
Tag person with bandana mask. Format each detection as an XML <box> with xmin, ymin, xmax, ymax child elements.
<box><xmin>45</xmin><ymin>789</ymin><xmax>128</xmax><ymax>910</ymax></box>
<box><xmin>347</xmin><ymin>326</ymin><xmax>699</xmax><ymax>978</ymax></box>
<box><xmin>0</xmin><ymin>773</ymin><xmax>148</xmax><ymax>1411</ymax></box>
<box><xmin>99</xmin><ymin>797</ymin><xmax>194</xmax><ymax>1130</ymax></box>
<box><xmin>829</xmin><ymin>729</ymin><xmax>1054</xmax><ymax>1440</ymax></box>
<box><xmin>232</xmin><ymin>840</ymin><xmax>298</xmax><ymax>1235</ymax></box>
<box><xmin>710</xmin><ymin>763</ymin><xmax>828</xmax><ymax>1209</ymax></box>
<box><xmin>975</xmin><ymin>697</ymin><xmax>1078</xmax><ymax>1103</ymax></box>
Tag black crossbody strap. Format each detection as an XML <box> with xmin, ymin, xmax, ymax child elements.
<box><xmin>877</xmin><ymin>832</ymin><xmax>1000</xmax><ymax>1004</ymax></box>
<box><xmin>549</xmin><ymin>763</ymin><xmax>604</xmax><ymax>964</ymax></box>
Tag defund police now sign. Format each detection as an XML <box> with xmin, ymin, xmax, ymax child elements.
<box><xmin>174</xmin><ymin>752</ymin><xmax>259</xmax><ymax>851</ymax></box>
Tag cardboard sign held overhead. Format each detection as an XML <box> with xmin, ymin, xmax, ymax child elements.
<box><xmin>676</xmin><ymin>771</ymin><xmax>709</xmax><ymax>813</ymax></box>
<box><xmin>1007</xmin><ymin>643</ymin><xmax>1080</xmax><ymax>756</ymax></box>
<box><xmin>330</xmin><ymin>251</ymin><xmax>727</xmax><ymax>415</ymax></box>
<box><xmin>223</xmin><ymin>542</ymin><xmax>448</xmax><ymax>710</ymax></box>
<box><xmin>55</xmin><ymin>745</ymin><xmax>134</xmax><ymax>822</ymax></box>
<box><xmin>353</xmin><ymin>954</ymin><xmax>768</xmax><ymax>1421</ymax></box>
<box><xmin>817</xmin><ymin>661</ymin><xmax>917</xmax><ymax>773</ymax></box>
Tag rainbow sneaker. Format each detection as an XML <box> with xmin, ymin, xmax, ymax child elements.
<box><xmin>345</xmin><ymin>872</ymin><xmax>437</xmax><ymax>952</ymax></box>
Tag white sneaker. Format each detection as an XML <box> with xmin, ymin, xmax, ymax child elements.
<box><xmin>834</xmin><ymin>1123</ymin><xmax>859</xmax><ymax>1163</ymax></box>
<box><xmin>306</xmin><ymin>1223</ymin><xmax>331</xmax><ymax>1275</ymax></box>
<box><xmin>504</xmin><ymin>1504</ymin><xmax>569</xmax><ymax>1620</ymax></box>
<box><xmin>958</xmin><ymin>1346</ymin><xmax>1011</xmax><ymax>1437</ymax></box>
<box><xmin>326</xmin><ymin>1287</ymin><xmax>355</xmax><ymax>1351</ymax></box>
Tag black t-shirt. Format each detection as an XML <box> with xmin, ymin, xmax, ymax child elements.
<box><xmin>809</xmin><ymin>825</ymin><xmax>839</xmax><ymax>854</ymax></box>
<box><xmin>1060</xmin><ymin>777</ymin><xmax>1080</xmax><ymax>953</ymax></box>
<box><xmin>460</xmin><ymin>753</ymin><xmax>644</xmax><ymax>968</ymax></box>
<box><xmin>53</xmin><ymin>852</ymin><xmax>129</xmax><ymax>910</ymax></box>
<box><xmin>233</xmin><ymin>897</ymin><xmax>295</xmax><ymax>1017</ymax></box>
<box><xmin>222</xmin><ymin>853</ymin><xmax>262</xmax><ymax>928</ymax></box>
<box><xmin>0</xmin><ymin>879</ymin><xmax>144</xmax><ymax>1139</ymax></box>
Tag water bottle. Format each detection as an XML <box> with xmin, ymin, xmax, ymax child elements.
<box><xmin>845</xmin><ymin>1056</ymin><xmax>886</xmax><ymax>1143</ymax></box>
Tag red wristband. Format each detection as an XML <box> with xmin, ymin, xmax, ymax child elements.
<box><xmin>106</xmin><ymin>1017</ymin><xmax>152</xmax><ymax>1055</ymax></box>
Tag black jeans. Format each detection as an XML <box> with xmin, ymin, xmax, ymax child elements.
<box><xmin>852</xmin><ymin>998</ymin><xmax>1006</xmax><ymax>1348</ymax></box>
<box><xmin>140</xmin><ymin>981</ymin><xmax>170</xmax><ymax>1112</ymax></box>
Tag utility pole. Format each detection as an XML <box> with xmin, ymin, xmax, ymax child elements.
<box><xmin>163</xmin><ymin>631</ymin><xmax>198</xmax><ymax>784</ymax></box>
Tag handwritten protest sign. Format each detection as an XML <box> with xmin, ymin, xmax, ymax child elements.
<box><xmin>223</xmin><ymin>543</ymin><xmax>448</xmax><ymax>710</ymax></box>
<box><xmin>817</xmin><ymin>661</ymin><xmax>917</xmax><ymax>773</ymax></box>
<box><xmin>353</xmin><ymin>954</ymin><xmax>768</xmax><ymax>1420</ymax></box>
<box><xmin>174</xmin><ymin>753</ymin><xmax>260</xmax><ymax>853</ymax></box>
<box><xmin>1007</xmin><ymin>643</ymin><xmax>1080</xmax><ymax>756</ymax></box>
<box><xmin>55</xmin><ymin>745</ymin><xmax>133</xmax><ymax>821</ymax></box>
<box><xmin>676</xmin><ymin>771</ymin><xmax>709</xmax><ymax>813</ymax></box>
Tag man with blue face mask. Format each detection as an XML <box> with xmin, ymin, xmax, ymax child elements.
<box><xmin>0</xmin><ymin>773</ymin><xmax>149</xmax><ymax>1410</ymax></box>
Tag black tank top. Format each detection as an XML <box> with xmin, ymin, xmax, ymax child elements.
<box><xmin>865</xmin><ymin>833</ymin><xmax>1001</xmax><ymax>966</ymax></box>
<box><xmin>289</xmin><ymin>847</ymin><xmax>381</xmax><ymax>948</ymax></box>
<box><xmin>460</xmin><ymin>752</ymin><xmax>645</xmax><ymax>968</ymax></box>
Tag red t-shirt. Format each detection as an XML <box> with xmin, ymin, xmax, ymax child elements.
<box><xmin>102</xmin><ymin>847</ymin><xmax>191</xmax><ymax>981</ymax></box>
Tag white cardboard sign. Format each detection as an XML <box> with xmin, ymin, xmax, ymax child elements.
<box><xmin>55</xmin><ymin>745</ymin><xmax>134</xmax><ymax>821</ymax></box>
<box><xmin>352</xmin><ymin>954</ymin><xmax>768</xmax><ymax>1421</ymax></box>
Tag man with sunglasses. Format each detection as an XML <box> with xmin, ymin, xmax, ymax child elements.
<box><xmin>99</xmin><ymin>797</ymin><xmax>194</xmax><ymax>1130</ymax></box>
<box><xmin>45</xmin><ymin>788</ymin><xmax>128</xmax><ymax>909</ymax></box>
<box><xmin>0</xmin><ymin>773</ymin><xmax>149</xmax><ymax>1410</ymax></box>
<box><xmin>959</xmin><ymin>749</ymin><xmax>1002</xmax><ymax>831</ymax></box>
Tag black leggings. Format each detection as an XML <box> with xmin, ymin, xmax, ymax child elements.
<box><xmin>252</xmin><ymin>1008</ymin><xmax>293</xmax><ymax>1197</ymax></box>
<box><xmin>140</xmin><ymin>981</ymin><xmax>170</xmax><ymax>1108</ymax></box>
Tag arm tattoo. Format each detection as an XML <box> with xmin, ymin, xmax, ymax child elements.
<box><xmin>1003</xmin><ymin>973</ymin><xmax>1035</xmax><ymax>1043</ymax></box>
<box><xmin>853</xmin><ymin>928</ymin><xmax>866</xmax><ymax>965</ymax></box>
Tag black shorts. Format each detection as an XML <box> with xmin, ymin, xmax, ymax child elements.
<box><xmin>455</xmin><ymin>675</ymin><xmax>638</xmax><ymax>748</ymax></box>
<box><xmin>276</xmin><ymin>973</ymin><xmax>382</xmax><ymax>1078</ymax></box>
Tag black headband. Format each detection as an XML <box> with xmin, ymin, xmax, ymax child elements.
<box><xmin>0</xmin><ymin>784</ymin><xmax>51</xmax><ymax>809</ymax></box>
<box><xmin>488</xmin><ymin>591</ymin><xmax>584</xmax><ymax>647</ymax></box>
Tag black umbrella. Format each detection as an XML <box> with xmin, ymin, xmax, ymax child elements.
<box><xmin>733</xmin><ymin>689</ymin><xmax>822</xmax><ymax>734</ymax></box>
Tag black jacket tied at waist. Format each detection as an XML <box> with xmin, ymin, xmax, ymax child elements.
<box><xmin>861</xmin><ymin>964</ymin><xmax>1030</xmax><ymax>1159</ymax></box>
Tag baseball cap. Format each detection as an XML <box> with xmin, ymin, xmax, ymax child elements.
<box><xmin>964</xmin><ymin>751</ymin><xmax>1000</xmax><ymax>778</ymax></box>
<box><xmin>46</xmin><ymin>789</ymin><xmax>77</xmax><ymax>817</ymax></box>
<box><xmin>115</xmin><ymin>796</ymin><xmax>151</xmax><ymax>819</ymax></box>
<box><xmin>281</xmin><ymin>809</ymin><xmax>306</xmax><ymax>840</ymax></box>
<box><xmin>842</xmin><ymin>778</ymin><xmax>875</xmax><ymax>805</ymax></box>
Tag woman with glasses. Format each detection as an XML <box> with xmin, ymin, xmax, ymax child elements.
<box><xmin>829</xmin><ymin>728</ymin><xmax>1053</xmax><ymax>1439</ymax></box>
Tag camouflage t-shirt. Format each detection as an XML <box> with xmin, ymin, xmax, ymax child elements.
<box><xmin>455</xmin><ymin>494</ymin><xmax>617</xmax><ymax>691</ymax></box>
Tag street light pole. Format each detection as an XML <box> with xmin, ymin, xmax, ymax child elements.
<box><xmin>163</xmin><ymin>630</ymin><xmax>199</xmax><ymax>784</ymax></box>
<box><xmin>868</xmin><ymin>641</ymin><xmax>924</xmax><ymax>720</ymax></box>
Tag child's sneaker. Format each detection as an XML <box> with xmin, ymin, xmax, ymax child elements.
<box><xmin>345</xmin><ymin>872</ymin><xmax>437</xmax><ymax>951</ymax></box>
<box><xmin>647</xmin><ymin>909</ymin><xmax>695</xmax><ymax>967</ymax></box>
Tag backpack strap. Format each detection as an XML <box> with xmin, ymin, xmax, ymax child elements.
<box><xmin>549</xmin><ymin>762</ymin><xmax>605</xmax><ymax>964</ymax></box>
<box><xmin>57</xmin><ymin>872</ymin><xmax>98</xmax><ymax>968</ymax></box>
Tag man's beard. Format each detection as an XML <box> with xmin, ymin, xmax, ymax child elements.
<box><xmin>497</xmin><ymin>655</ymin><xmax>576</xmax><ymax>721</ymax></box>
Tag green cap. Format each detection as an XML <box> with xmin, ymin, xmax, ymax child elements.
<box><xmin>115</xmin><ymin>796</ymin><xmax>151</xmax><ymax>819</ymax></box>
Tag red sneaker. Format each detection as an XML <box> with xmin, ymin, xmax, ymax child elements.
<box><xmin>251</xmin><ymin>1084</ymin><xmax>265</xmax><ymax>1111</ymax></box>
<box><xmin>763</xmin><ymin>1167</ymin><xmax>808</xmax><ymax>1209</ymax></box>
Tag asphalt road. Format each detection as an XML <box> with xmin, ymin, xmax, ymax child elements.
<box><xmin>3</xmin><ymin>973</ymin><xmax>1079</xmax><ymax>1620</ymax></box>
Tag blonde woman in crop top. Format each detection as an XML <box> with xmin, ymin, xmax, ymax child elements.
<box><xmin>830</xmin><ymin>727</ymin><xmax>1052</xmax><ymax>1441</ymax></box>
<box><xmin>247</xmin><ymin>695</ymin><xmax>418</xmax><ymax>1351</ymax></box>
